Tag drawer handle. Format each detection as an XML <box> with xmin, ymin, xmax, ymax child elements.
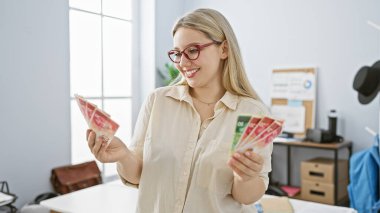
<box><xmin>310</xmin><ymin>190</ymin><xmax>325</xmax><ymax>196</ymax></box>
<box><xmin>309</xmin><ymin>171</ymin><xmax>324</xmax><ymax>177</ymax></box>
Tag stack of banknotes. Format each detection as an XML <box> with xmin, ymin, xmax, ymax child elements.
<box><xmin>75</xmin><ymin>94</ymin><xmax>119</xmax><ymax>145</ymax></box>
<box><xmin>231</xmin><ymin>115</ymin><xmax>284</xmax><ymax>154</ymax></box>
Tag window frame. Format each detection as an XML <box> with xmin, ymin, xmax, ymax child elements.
<box><xmin>68</xmin><ymin>0</ymin><xmax>138</xmax><ymax>182</ymax></box>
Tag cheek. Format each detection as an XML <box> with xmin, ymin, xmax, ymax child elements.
<box><xmin>174</xmin><ymin>64</ymin><xmax>186</xmax><ymax>74</ymax></box>
<box><xmin>199</xmin><ymin>56</ymin><xmax>221</xmax><ymax>72</ymax></box>
<box><xmin>175</xmin><ymin>61</ymin><xmax>201</xmax><ymax>72</ymax></box>
<box><xmin>202</xmin><ymin>52</ymin><xmax>221</xmax><ymax>66</ymax></box>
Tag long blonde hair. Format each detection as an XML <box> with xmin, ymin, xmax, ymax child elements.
<box><xmin>172</xmin><ymin>8</ymin><xmax>261</xmax><ymax>101</ymax></box>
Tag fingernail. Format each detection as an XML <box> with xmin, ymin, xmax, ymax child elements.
<box><xmin>234</xmin><ymin>153</ymin><xmax>240</xmax><ymax>158</ymax></box>
<box><xmin>245</xmin><ymin>152</ymin><xmax>251</xmax><ymax>157</ymax></box>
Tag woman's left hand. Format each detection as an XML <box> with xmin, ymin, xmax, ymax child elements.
<box><xmin>227</xmin><ymin>150</ymin><xmax>263</xmax><ymax>182</ymax></box>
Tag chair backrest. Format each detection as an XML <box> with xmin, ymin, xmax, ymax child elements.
<box><xmin>0</xmin><ymin>181</ymin><xmax>17</xmax><ymax>212</ymax></box>
<box><xmin>19</xmin><ymin>204</ymin><xmax>50</xmax><ymax>213</ymax></box>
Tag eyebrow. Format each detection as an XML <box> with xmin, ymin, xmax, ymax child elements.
<box><xmin>172</xmin><ymin>42</ymin><xmax>202</xmax><ymax>50</ymax></box>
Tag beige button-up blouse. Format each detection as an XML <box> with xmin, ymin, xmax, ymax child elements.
<box><xmin>120</xmin><ymin>85</ymin><xmax>273</xmax><ymax>213</ymax></box>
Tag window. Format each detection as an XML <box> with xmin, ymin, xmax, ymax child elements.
<box><xmin>69</xmin><ymin>0</ymin><xmax>133</xmax><ymax>179</ymax></box>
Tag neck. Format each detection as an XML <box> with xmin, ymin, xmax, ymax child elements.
<box><xmin>190</xmin><ymin>85</ymin><xmax>226</xmax><ymax>104</ymax></box>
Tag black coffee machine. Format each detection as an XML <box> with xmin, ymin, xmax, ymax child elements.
<box><xmin>306</xmin><ymin>109</ymin><xmax>342</xmax><ymax>143</ymax></box>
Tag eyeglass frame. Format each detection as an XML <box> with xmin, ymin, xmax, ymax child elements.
<box><xmin>167</xmin><ymin>41</ymin><xmax>221</xmax><ymax>64</ymax></box>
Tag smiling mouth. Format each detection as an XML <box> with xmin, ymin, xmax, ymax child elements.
<box><xmin>183</xmin><ymin>68</ymin><xmax>199</xmax><ymax>78</ymax></box>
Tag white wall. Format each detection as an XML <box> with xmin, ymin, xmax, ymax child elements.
<box><xmin>138</xmin><ymin>0</ymin><xmax>185</xmax><ymax>109</ymax></box>
<box><xmin>155</xmin><ymin>0</ymin><xmax>186</xmax><ymax>87</ymax></box>
<box><xmin>0</xmin><ymin>0</ymin><xmax>71</xmax><ymax>207</ymax></box>
<box><xmin>182</xmin><ymin>0</ymin><xmax>380</xmax><ymax>185</ymax></box>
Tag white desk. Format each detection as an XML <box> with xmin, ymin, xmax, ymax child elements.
<box><xmin>41</xmin><ymin>180</ymin><xmax>356</xmax><ymax>213</ymax></box>
<box><xmin>40</xmin><ymin>180</ymin><xmax>138</xmax><ymax>213</ymax></box>
<box><xmin>260</xmin><ymin>195</ymin><xmax>357</xmax><ymax>213</ymax></box>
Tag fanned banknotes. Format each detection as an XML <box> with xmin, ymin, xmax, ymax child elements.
<box><xmin>230</xmin><ymin>115</ymin><xmax>283</xmax><ymax>154</ymax></box>
<box><xmin>75</xmin><ymin>94</ymin><xmax>119</xmax><ymax>145</ymax></box>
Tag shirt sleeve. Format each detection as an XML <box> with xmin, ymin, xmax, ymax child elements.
<box><xmin>118</xmin><ymin>92</ymin><xmax>155</xmax><ymax>187</ymax></box>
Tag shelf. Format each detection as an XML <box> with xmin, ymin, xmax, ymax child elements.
<box><xmin>277</xmin><ymin>187</ymin><xmax>349</xmax><ymax>207</ymax></box>
<box><xmin>271</xmin><ymin>141</ymin><xmax>353</xmax><ymax>206</ymax></box>
<box><xmin>274</xmin><ymin>140</ymin><xmax>353</xmax><ymax>150</ymax></box>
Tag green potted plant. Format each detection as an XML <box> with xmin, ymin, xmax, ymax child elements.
<box><xmin>157</xmin><ymin>63</ymin><xmax>181</xmax><ymax>86</ymax></box>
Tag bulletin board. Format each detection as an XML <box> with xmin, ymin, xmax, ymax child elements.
<box><xmin>270</xmin><ymin>68</ymin><xmax>317</xmax><ymax>138</ymax></box>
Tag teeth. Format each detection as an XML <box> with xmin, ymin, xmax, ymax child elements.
<box><xmin>184</xmin><ymin>69</ymin><xmax>198</xmax><ymax>77</ymax></box>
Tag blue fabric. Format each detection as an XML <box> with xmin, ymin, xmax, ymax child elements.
<box><xmin>254</xmin><ymin>203</ymin><xmax>264</xmax><ymax>213</ymax></box>
<box><xmin>348</xmin><ymin>139</ymin><xmax>380</xmax><ymax>213</ymax></box>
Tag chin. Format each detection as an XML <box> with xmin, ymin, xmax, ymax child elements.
<box><xmin>187</xmin><ymin>81</ymin><xmax>206</xmax><ymax>89</ymax></box>
<box><xmin>186</xmin><ymin>81</ymin><xmax>197</xmax><ymax>88</ymax></box>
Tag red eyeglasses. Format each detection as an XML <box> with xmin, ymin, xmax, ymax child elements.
<box><xmin>168</xmin><ymin>41</ymin><xmax>220</xmax><ymax>63</ymax></box>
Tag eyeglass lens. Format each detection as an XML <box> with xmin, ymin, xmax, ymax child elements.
<box><xmin>169</xmin><ymin>46</ymin><xmax>200</xmax><ymax>63</ymax></box>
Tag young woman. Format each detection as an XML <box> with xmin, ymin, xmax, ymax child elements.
<box><xmin>87</xmin><ymin>8</ymin><xmax>273</xmax><ymax>212</ymax></box>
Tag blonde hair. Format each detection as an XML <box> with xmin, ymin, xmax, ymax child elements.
<box><xmin>171</xmin><ymin>8</ymin><xmax>261</xmax><ymax>101</ymax></box>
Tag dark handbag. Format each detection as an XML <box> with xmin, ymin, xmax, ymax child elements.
<box><xmin>50</xmin><ymin>161</ymin><xmax>102</xmax><ymax>194</ymax></box>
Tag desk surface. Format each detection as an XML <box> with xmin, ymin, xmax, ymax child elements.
<box><xmin>40</xmin><ymin>180</ymin><xmax>138</xmax><ymax>213</ymax></box>
<box><xmin>261</xmin><ymin>195</ymin><xmax>357</xmax><ymax>213</ymax></box>
<box><xmin>41</xmin><ymin>180</ymin><xmax>356</xmax><ymax>213</ymax></box>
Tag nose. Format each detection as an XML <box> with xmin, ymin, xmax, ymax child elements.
<box><xmin>178</xmin><ymin>54</ymin><xmax>191</xmax><ymax>67</ymax></box>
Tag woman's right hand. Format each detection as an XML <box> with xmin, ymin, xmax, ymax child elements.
<box><xmin>86</xmin><ymin>129</ymin><xmax>129</xmax><ymax>163</ymax></box>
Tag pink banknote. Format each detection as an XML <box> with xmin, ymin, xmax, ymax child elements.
<box><xmin>237</xmin><ymin>116</ymin><xmax>275</xmax><ymax>150</ymax></box>
<box><xmin>86</xmin><ymin>102</ymin><xmax>97</xmax><ymax>125</ymax></box>
<box><xmin>239</xmin><ymin>116</ymin><xmax>261</xmax><ymax>143</ymax></box>
<box><xmin>89</xmin><ymin>108</ymin><xmax>119</xmax><ymax>144</ymax></box>
<box><xmin>75</xmin><ymin>95</ymin><xmax>88</xmax><ymax>123</ymax></box>
<box><xmin>237</xmin><ymin>120</ymin><xmax>283</xmax><ymax>152</ymax></box>
<box><xmin>74</xmin><ymin>94</ymin><xmax>119</xmax><ymax>145</ymax></box>
<box><xmin>255</xmin><ymin>124</ymin><xmax>283</xmax><ymax>148</ymax></box>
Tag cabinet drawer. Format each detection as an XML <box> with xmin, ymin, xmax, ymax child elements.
<box><xmin>301</xmin><ymin>157</ymin><xmax>347</xmax><ymax>183</ymax></box>
<box><xmin>301</xmin><ymin>179</ymin><xmax>348</xmax><ymax>205</ymax></box>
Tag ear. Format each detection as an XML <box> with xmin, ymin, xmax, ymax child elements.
<box><xmin>219</xmin><ymin>40</ymin><xmax>228</xmax><ymax>59</ymax></box>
